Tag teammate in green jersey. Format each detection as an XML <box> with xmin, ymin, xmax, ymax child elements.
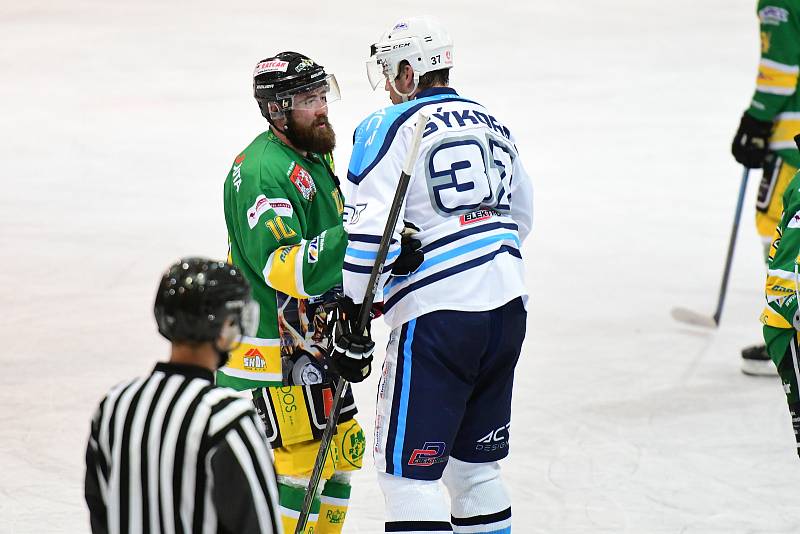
<box><xmin>760</xmin><ymin>136</ymin><xmax>800</xmax><ymax>459</ymax></box>
<box><xmin>732</xmin><ymin>0</ymin><xmax>800</xmax><ymax>375</ymax></box>
<box><xmin>219</xmin><ymin>51</ymin><xmax>361</xmax><ymax>534</ymax></box>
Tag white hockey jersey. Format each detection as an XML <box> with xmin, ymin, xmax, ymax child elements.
<box><xmin>343</xmin><ymin>87</ymin><xmax>533</xmax><ymax>329</ymax></box>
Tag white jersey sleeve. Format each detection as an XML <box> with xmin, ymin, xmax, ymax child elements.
<box><xmin>341</xmin><ymin>119</ymin><xmax>412</xmax><ymax>304</ymax></box>
<box><xmin>344</xmin><ymin>88</ymin><xmax>533</xmax><ymax>327</ymax></box>
<box><xmin>509</xmin><ymin>142</ymin><xmax>534</xmax><ymax>243</ymax></box>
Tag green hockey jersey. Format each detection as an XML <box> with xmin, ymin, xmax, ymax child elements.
<box><xmin>747</xmin><ymin>0</ymin><xmax>800</xmax><ymax>167</ymax></box>
<box><xmin>761</xmin><ymin>169</ymin><xmax>800</xmax><ymax>363</ymax></box>
<box><xmin>218</xmin><ymin>129</ymin><xmax>347</xmax><ymax>390</ymax></box>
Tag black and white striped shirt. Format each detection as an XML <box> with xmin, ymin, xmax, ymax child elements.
<box><xmin>85</xmin><ymin>362</ymin><xmax>281</xmax><ymax>534</ymax></box>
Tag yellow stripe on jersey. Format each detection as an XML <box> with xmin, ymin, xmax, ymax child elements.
<box><xmin>761</xmin><ymin>306</ymin><xmax>793</xmax><ymax>328</ymax></box>
<box><xmin>756</xmin><ymin>58</ymin><xmax>800</xmax><ymax>95</ymax></box>
<box><xmin>264</xmin><ymin>244</ymin><xmax>308</xmax><ymax>299</ymax></box>
<box><xmin>770</xmin><ymin>113</ymin><xmax>800</xmax><ymax>150</ymax></box>
<box><xmin>220</xmin><ymin>338</ymin><xmax>282</xmax><ymax>383</ymax></box>
<box><xmin>765</xmin><ymin>273</ymin><xmax>798</xmax><ymax>298</ymax></box>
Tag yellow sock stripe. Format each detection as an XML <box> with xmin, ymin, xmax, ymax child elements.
<box><xmin>264</xmin><ymin>244</ymin><xmax>309</xmax><ymax>298</ymax></box>
<box><xmin>317</xmin><ymin>500</ymin><xmax>348</xmax><ymax>533</ymax></box>
<box><xmin>281</xmin><ymin>510</ymin><xmax>319</xmax><ymax>534</ymax></box>
<box><xmin>757</xmin><ymin>58</ymin><xmax>799</xmax><ymax>95</ymax></box>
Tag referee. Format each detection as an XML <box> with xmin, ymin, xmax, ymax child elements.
<box><xmin>84</xmin><ymin>257</ymin><xmax>282</xmax><ymax>534</ymax></box>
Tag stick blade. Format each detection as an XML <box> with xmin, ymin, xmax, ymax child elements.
<box><xmin>671</xmin><ymin>307</ymin><xmax>719</xmax><ymax>329</ymax></box>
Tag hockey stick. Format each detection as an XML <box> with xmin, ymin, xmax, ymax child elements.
<box><xmin>295</xmin><ymin>112</ymin><xmax>430</xmax><ymax>533</ymax></box>
<box><xmin>671</xmin><ymin>167</ymin><xmax>751</xmax><ymax>328</ymax></box>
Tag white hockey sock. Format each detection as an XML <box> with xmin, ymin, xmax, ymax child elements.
<box><xmin>377</xmin><ymin>471</ymin><xmax>452</xmax><ymax>532</ymax></box>
<box><xmin>442</xmin><ymin>458</ymin><xmax>512</xmax><ymax>533</ymax></box>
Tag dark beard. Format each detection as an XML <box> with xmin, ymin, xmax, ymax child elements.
<box><xmin>285</xmin><ymin>114</ymin><xmax>336</xmax><ymax>154</ymax></box>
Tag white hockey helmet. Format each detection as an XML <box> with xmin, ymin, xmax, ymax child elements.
<box><xmin>366</xmin><ymin>16</ymin><xmax>454</xmax><ymax>93</ymax></box>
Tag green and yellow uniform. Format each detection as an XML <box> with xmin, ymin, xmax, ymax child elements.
<box><xmin>220</xmin><ymin>128</ymin><xmax>362</xmax><ymax>533</ymax></box>
<box><xmin>748</xmin><ymin>0</ymin><xmax>800</xmax><ymax>240</ymax></box>
<box><xmin>761</xmin><ymin>169</ymin><xmax>800</xmax><ymax>457</ymax></box>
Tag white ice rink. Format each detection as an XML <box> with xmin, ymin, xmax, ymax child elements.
<box><xmin>2</xmin><ymin>0</ymin><xmax>799</xmax><ymax>532</ymax></box>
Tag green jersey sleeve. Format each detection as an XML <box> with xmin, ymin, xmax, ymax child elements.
<box><xmin>762</xmin><ymin>171</ymin><xmax>800</xmax><ymax>331</ymax></box>
<box><xmin>236</xmin><ymin>187</ymin><xmax>346</xmax><ymax>299</ymax></box>
<box><xmin>747</xmin><ymin>0</ymin><xmax>800</xmax><ymax>121</ymax></box>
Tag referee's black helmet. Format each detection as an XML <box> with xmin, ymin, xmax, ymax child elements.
<box><xmin>154</xmin><ymin>257</ymin><xmax>256</xmax><ymax>344</ymax></box>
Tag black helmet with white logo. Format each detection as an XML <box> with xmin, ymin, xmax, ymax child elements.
<box><xmin>253</xmin><ymin>51</ymin><xmax>340</xmax><ymax>121</ymax></box>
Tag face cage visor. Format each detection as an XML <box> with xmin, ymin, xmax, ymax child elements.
<box><xmin>271</xmin><ymin>74</ymin><xmax>340</xmax><ymax>118</ymax></box>
<box><xmin>366</xmin><ymin>54</ymin><xmax>391</xmax><ymax>90</ymax></box>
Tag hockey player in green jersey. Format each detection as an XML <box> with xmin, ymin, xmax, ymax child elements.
<box><xmin>219</xmin><ymin>51</ymin><xmax>363</xmax><ymax>534</ymax></box>
<box><xmin>732</xmin><ymin>0</ymin><xmax>800</xmax><ymax>375</ymax></box>
<box><xmin>760</xmin><ymin>136</ymin><xmax>800</xmax><ymax>459</ymax></box>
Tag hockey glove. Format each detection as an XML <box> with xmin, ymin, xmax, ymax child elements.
<box><xmin>392</xmin><ymin>232</ymin><xmax>424</xmax><ymax>277</ymax></box>
<box><xmin>330</xmin><ymin>296</ymin><xmax>374</xmax><ymax>383</ymax></box>
<box><xmin>732</xmin><ymin>113</ymin><xmax>773</xmax><ymax>168</ymax></box>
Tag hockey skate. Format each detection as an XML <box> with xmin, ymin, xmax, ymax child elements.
<box><xmin>741</xmin><ymin>344</ymin><xmax>778</xmax><ymax>376</ymax></box>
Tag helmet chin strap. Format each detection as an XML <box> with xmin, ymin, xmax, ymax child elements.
<box><xmin>388</xmin><ymin>71</ymin><xmax>420</xmax><ymax>102</ymax></box>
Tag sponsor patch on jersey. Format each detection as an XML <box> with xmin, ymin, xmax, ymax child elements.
<box><xmin>288</xmin><ymin>162</ymin><xmax>316</xmax><ymax>201</ymax></box>
<box><xmin>307</xmin><ymin>235</ymin><xmax>323</xmax><ymax>263</ymax></box>
<box><xmin>243</xmin><ymin>348</ymin><xmax>266</xmax><ymax>370</ymax></box>
<box><xmin>267</xmin><ymin>198</ymin><xmax>293</xmax><ymax>218</ymax></box>
<box><xmin>253</xmin><ymin>60</ymin><xmax>289</xmax><ymax>76</ymax></box>
<box><xmin>232</xmin><ymin>160</ymin><xmax>244</xmax><ymax>193</ymax></box>
<box><xmin>247</xmin><ymin>195</ymin><xmax>294</xmax><ymax>229</ymax></box>
<box><xmin>459</xmin><ymin>209</ymin><xmax>499</xmax><ymax>226</ymax></box>
<box><xmin>234</xmin><ymin>152</ymin><xmax>246</xmax><ymax>164</ymax></box>
<box><xmin>343</xmin><ymin>203</ymin><xmax>368</xmax><ymax>224</ymax></box>
<box><xmin>246</xmin><ymin>195</ymin><xmax>270</xmax><ymax>229</ymax></box>
<box><xmin>788</xmin><ymin>209</ymin><xmax>800</xmax><ymax>228</ymax></box>
<box><xmin>759</xmin><ymin>6</ymin><xmax>789</xmax><ymax>25</ymax></box>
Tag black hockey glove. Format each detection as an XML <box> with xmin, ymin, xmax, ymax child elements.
<box><xmin>392</xmin><ymin>232</ymin><xmax>424</xmax><ymax>276</ymax></box>
<box><xmin>732</xmin><ymin>112</ymin><xmax>773</xmax><ymax>168</ymax></box>
<box><xmin>329</xmin><ymin>296</ymin><xmax>375</xmax><ymax>383</ymax></box>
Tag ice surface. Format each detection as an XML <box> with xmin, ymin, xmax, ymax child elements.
<box><xmin>2</xmin><ymin>0</ymin><xmax>799</xmax><ymax>532</ymax></box>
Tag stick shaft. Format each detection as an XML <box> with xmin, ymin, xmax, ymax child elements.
<box><xmin>712</xmin><ymin>167</ymin><xmax>750</xmax><ymax>324</ymax></box>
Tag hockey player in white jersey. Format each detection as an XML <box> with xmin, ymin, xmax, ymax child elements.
<box><xmin>329</xmin><ymin>16</ymin><xmax>533</xmax><ymax>534</ymax></box>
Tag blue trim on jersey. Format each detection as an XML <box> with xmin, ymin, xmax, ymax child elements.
<box><xmin>347</xmin><ymin>94</ymin><xmax>479</xmax><ymax>185</ymax></box>
<box><xmin>423</xmin><ymin>222</ymin><xmax>518</xmax><ymax>254</ymax></box>
<box><xmin>473</xmin><ymin>528</ymin><xmax>510</xmax><ymax>534</ymax></box>
<box><xmin>384</xmin><ymin>246</ymin><xmax>522</xmax><ymax>312</ymax></box>
<box><xmin>347</xmin><ymin>233</ymin><xmax>384</xmax><ymax>244</ymax></box>
<box><xmin>343</xmin><ymin>261</ymin><xmax>372</xmax><ymax>274</ymax></box>
<box><xmin>345</xmin><ymin>246</ymin><xmax>401</xmax><ymax>261</ymax></box>
<box><xmin>392</xmin><ymin>319</ymin><xmax>416</xmax><ymax>477</ymax></box>
<box><xmin>385</xmin><ymin>233</ymin><xmax>520</xmax><ymax>292</ymax></box>
<box><xmin>343</xmin><ymin>260</ymin><xmax>396</xmax><ymax>274</ymax></box>
<box><xmin>415</xmin><ymin>87</ymin><xmax>459</xmax><ymax>98</ymax></box>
